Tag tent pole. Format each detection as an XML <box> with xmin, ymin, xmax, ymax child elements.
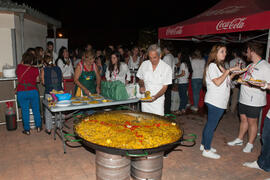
<box><xmin>266</xmin><ymin>29</ymin><xmax>270</xmax><ymax>61</ymax></box>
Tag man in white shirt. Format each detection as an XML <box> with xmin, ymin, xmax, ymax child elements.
<box><xmin>228</xmin><ymin>42</ymin><xmax>270</xmax><ymax>153</ymax></box>
<box><xmin>190</xmin><ymin>50</ymin><xmax>205</xmax><ymax>112</ymax></box>
<box><xmin>46</xmin><ymin>41</ymin><xmax>58</xmax><ymax>64</ymax></box>
<box><xmin>137</xmin><ymin>44</ymin><xmax>172</xmax><ymax>116</ymax></box>
<box><xmin>162</xmin><ymin>45</ymin><xmax>175</xmax><ymax>114</ymax></box>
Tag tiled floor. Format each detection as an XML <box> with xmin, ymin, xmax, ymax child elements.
<box><xmin>0</xmin><ymin>110</ymin><xmax>269</xmax><ymax>180</ymax></box>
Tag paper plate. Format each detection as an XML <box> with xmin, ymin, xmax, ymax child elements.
<box><xmin>56</xmin><ymin>100</ymin><xmax>71</xmax><ymax>107</ymax></box>
<box><xmin>140</xmin><ymin>97</ymin><xmax>153</xmax><ymax>102</ymax></box>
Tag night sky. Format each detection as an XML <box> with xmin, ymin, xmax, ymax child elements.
<box><xmin>13</xmin><ymin>0</ymin><xmax>221</xmax><ymax>49</ymax></box>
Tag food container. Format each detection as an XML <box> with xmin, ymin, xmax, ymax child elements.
<box><xmin>55</xmin><ymin>93</ymin><xmax>72</xmax><ymax>101</ymax></box>
<box><xmin>3</xmin><ymin>67</ymin><xmax>16</xmax><ymax>78</ymax></box>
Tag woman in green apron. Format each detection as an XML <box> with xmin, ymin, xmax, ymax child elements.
<box><xmin>74</xmin><ymin>52</ymin><xmax>101</xmax><ymax>96</ymax></box>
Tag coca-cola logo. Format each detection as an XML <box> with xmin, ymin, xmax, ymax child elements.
<box><xmin>199</xmin><ymin>6</ymin><xmax>245</xmax><ymax>17</ymax></box>
<box><xmin>166</xmin><ymin>26</ymin><xmax>183</xmax><ymax>36</ymax></box>
<box><xmin>216</xmin><ymin>18</ymin><xmax>246</xmax><ymax>31</ymax></box>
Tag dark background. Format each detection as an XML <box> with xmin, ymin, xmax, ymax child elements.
<box><xmin>13</xmin><ymin>0</ymin><xmax>221</xmax><ymax>49</ymax></box>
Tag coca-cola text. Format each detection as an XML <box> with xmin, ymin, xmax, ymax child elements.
<box><xmin>216</xmin><ymin>17</ymin><xmax>246</xmax><ymax>31</ymax></box>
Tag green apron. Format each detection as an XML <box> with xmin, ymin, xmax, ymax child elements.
<box><xmin>76</xmin><ymin>68</ymin><xmax>97</xmax><ymax>96</ymax></box>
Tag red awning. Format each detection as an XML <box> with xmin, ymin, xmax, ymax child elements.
<box><xmin>158</xmin><ymin>0</ymin><xmax>270</xmax><ymax>39</ymax></box>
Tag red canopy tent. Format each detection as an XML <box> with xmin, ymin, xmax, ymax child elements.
<box><xmin>158</xmin><ymin>0</ymin><xmax>270</xmax><ymax>134</ymax></box>
<box><xmin>158</xmin><ymin>0</ymin><xmax>270</xmax><ymax>39</ymax></box>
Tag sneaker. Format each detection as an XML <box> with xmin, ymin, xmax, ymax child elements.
<box><xmin>200</xmin><ymin>144</ymin><xmax>217</xmax><ymax>153</ymax></box>
<box><xmin>227</xmin><ymin>138</ymin><xmax>243</xmax><ymax>146</ymax></box>
<box><xmin>243</xmin><ymin>143</ymin><xmax>253</xmax><ymax>153</ymax></box>
<box><xmin>190</xmin><ymin>106</ymin><xmax>198</xmax><ymax>112</ymax></box>
<box><xmin>22</xmin><ymin>130</ymin><xmax>30</xmax><ymax>135</ymax></box>
<box><xmin>243</xmin><ymin>161</ymin><xmax>261</xmax><ymax>170</ymax></box>
<box><xmin>202</xmin><ymin>150</ymin><xmax>220</xmax><ymax>159</ymax></box>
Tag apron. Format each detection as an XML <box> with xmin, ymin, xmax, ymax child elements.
<box><xmin>75</xmin><ymin>63</ymin><xmax>97</xmax><ymax>96</ymax></box>
<box><xmin>141</xmin><ymin>71</ymin><xmax>165</xmax><ymax>116</ymax></box>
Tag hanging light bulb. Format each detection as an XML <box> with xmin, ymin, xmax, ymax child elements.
<box><xmin>58</xmin><ymin>33</ymin><xmax>63</xmax><ymax>38</ymax></box>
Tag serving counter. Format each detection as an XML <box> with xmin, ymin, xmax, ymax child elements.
<box><xmin>43</xmin><ymin>97</ymin><xmax>140</xmax><ymax>153</ymax></box>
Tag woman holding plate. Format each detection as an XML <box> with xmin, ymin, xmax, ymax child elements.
<box><xmin>201</xmin><ymin>44</ymin><xmax>240</xmax><ymax>159</ymax></box>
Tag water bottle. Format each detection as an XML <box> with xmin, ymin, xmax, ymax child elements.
<box><xmin>5</xmin><ymin>102</ymin><xmax>17</xmax><ymax>131</ymax></box>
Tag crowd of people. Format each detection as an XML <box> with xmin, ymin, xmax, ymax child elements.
<box><xmin>15</xmin><ymin>41</ymin><xmax>270</xmax><ymax>172</ymax></box>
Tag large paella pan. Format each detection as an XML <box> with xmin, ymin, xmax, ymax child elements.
<box><xmin>72</xmin><ymin>110</ymin><xmax>194</xmax><ymax>156</ymax></box>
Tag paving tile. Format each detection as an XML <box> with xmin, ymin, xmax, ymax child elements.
<box><xmin>1</xmin><ymin>113</ymin><xmax>270</xmax><ymax>180</ymax></box>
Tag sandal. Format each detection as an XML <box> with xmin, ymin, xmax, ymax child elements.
<box><xmin>22</xmin><ymin>130</ymin><xmax>30</xmax><ymax>135</ymax></box>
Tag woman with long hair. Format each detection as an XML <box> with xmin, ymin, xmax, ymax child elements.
<box><xmin>56</xmin><ymin>46</ymin><xmax>74</xmax><ymax>78</ymax></box>
<box><xmin>105</xmin><ymin>51</ymin><xmax>130</xmax><ymax>84</ymax></box>
<box><xmin>200</xmin><ymin>44</ymin><xmax>240</xmax><ymax>159</ymax></box>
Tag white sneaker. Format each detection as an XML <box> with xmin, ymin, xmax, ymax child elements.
<box><xmin>202</xmin><ymin>150</ymin><xmax>220</xmax><ymax>159</ymax></box>
<box><xmin>243</xmin><ymin>143</ymin><xmax>253</xmax><ymax>153</ymax></box>
<box><xmin>200</xmin><ymin>144</ymin><xmax>217</xmax><ymax>153</ymax></box>
<box><xmin>243</xmin><ymin>161</ymin><xmax>261</xmax><ymax>170</ymax></box>
<box><xmin>190</xmin><ymin>106</ymin><xmax>198</xmax><ymax>112</ymax></box>
<box><xmin>227</xmin><ymin>138</ymin><xmax>243</xmax><ymax>146</ymax></box>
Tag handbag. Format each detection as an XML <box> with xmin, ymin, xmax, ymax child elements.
<box><xmin>15</xmin><ymin>66</ymin><xmax>31</xmax><ymax>93</ymax></box>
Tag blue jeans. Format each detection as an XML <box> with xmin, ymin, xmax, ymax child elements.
<box><xmin>257</xmin><ymin>117</ymin><xmax>270</xmax><ymax>172</ymax></box>
<box><xmin>201</xmin><ymin>103</ymin><xmax>225</xmax><ymax>150</ymax></box>
<box><xmin>192</xmin><ymin>79</ymin><xmax>203</xmax><ymax>108</ymax></box>
<box><xmin>178</xmin><ymin>83</ymin><xmax>188</xmax><ymax>111</ymax></box>
<box><xmin>17</xmin><ymin>90</ymin><xmax>41</xmax><ymax>131</ymax></box>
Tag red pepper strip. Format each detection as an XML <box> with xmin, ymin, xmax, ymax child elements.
<box><xmin>89</xmin><ymin>119</ymin><xmax>98</xmax><ymax>123</ymax></box>
<box><xmin>125</xmin><ymin>121</ymin><xmax>131</xmax><ymax>125</ymax></box>
<box><xmin>143</xmin><ymin>125</ymin><xmax>152</xmax><ymax>128</ymax></box>
<box><xmin>139</xmin><ymin>140</ymin><xmax>143</xmax><ymax>143</ymax></box>
<box><xmin>130</xmin><ymin>125</ymin><xmax>139</xmax><ymax>131</ymax></box>
<box><xmin>135</xmin><ymin>131</ymin><xmax>143</xmax><ymax>138</ymax></box>
<box><xmin>100</xmin><ymin>121</ymin><xmax>113</xmax><ymax>126</ymax></box>
<box><xmin>155</xmin><ymin>123</ymin><xmax>161</xmax><ymax>127</ymax></box>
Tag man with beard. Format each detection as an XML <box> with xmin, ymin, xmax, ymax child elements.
<box><xmin>228</xmin><ymin>42</ymin><xmax>270</xmax><ymax>153</ymax></box>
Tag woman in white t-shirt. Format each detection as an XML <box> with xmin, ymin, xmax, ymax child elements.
<box><xmin>201</xmin><ymin>44</ymin><xmax>240</xmax><ymax>159</ymax></box>
<box><xmin>106</xmin><ymin>51</ymin><xmax>131</xmax><ymax>84</ymax></box>
<box><xmin>175</xmin><ymin>53</ymin><xmax>190</xmax><ymax>115</ymax></box>
<box><xmin>128</xmin><ymin>46</ymin><xmax>141</xmax><ymax>70</ymax></box>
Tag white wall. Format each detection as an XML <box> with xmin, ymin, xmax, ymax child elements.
<box><xmin>0</xmin><ymin>14</ymin><xmax>14</xmax><ymax>68</ymax></box>
<box><xmin>0</xmin><ymin>13</ymin><xmax>15</xmax><ymax>28</ymax></box>
<box><xmin>14</xmin><ymin>15</ymin><xmax>48</xmax><ymax>63</ymax></box>
<box><xmin>24</xmin><ymin>19</ymin><xmax>47</xmax><ymax>50</ymax></box>
<box><xmin>0</xmin><ymin>28</ymin><xmax>14</xmax><ymax>68</ymax></box>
